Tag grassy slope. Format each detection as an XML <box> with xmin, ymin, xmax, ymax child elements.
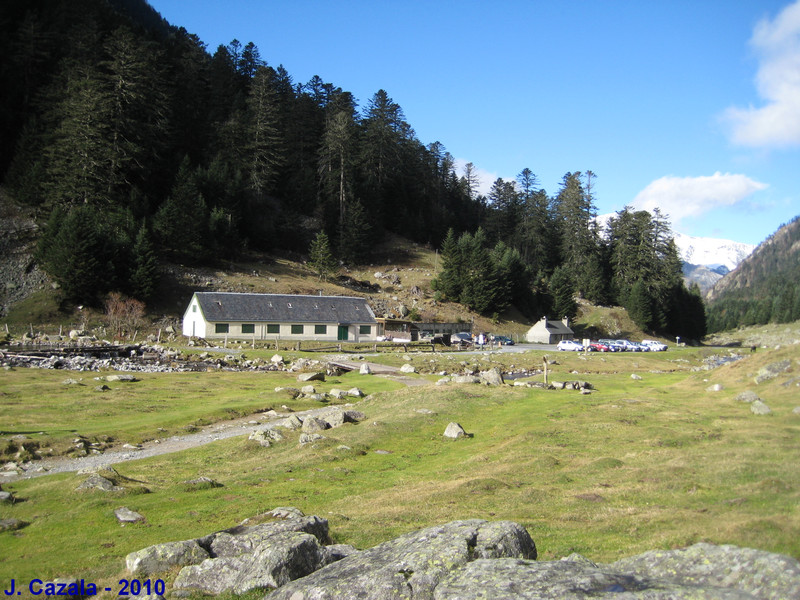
<box><xmin>1</xmin><ymin>343</ymin><xmax>798</xmax><ymax>597</ymax></box>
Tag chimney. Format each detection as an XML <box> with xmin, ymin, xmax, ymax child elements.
<box><xmin>562</xmin><ymin>316</ymin><xmax>569</xmax><ymax>328</ymax></box>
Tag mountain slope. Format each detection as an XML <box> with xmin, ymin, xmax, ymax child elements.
<box><xmin>706</xmin><ymin>216</ymin><xmax>800</xmax><ymax>331</ymax></box>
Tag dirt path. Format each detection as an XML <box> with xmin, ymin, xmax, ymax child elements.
<box><xmin>6</xmin><ymin>365</ymin><xmax>429</xmax><ymax>481</ymax></box>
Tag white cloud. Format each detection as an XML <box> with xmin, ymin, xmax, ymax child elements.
<box><xmin>722</xmin><ymin>0</ymin><xmax>800</xmax><ymax>147</ymax></box>
<box><xmin>632</xmin><ymin>172</ymin><xmax>768</xmax><ymax>224</ymax></box>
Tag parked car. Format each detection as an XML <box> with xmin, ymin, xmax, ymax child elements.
<box><xmin>451</xmin><ymin>332</ymin><xmax>473</xmax><ymax>346</ymax></box>
<box><xmin>641</xmin><ymin>339</ymin><xmax>668</xmax><ymax>351</ymax></box>
<box><xmin>616</xmin><ymin>339</ymin><xmax>642</xmax><ymax>352</ymax></box>
<box><xmin>557</xmin><ymin>339</ymin><xmax>584</xmax><ymax>351</ymax></box>
<box><xmin>493</xmin><ymin>335</ymin><xmax>514</xmax><ymax>345</ymax></box>
<box><xmin>598</xmin><ymin>339</ymin><xmax>625</xmax><ymax>352</ymax></box>
<box><xmin>589</xmin><ymin>341</ymin><xmax>610</xmax><ymax>352</ymax></box>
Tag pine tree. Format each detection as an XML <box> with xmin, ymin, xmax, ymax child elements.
<box><xmin>129</xmin><ymin>224</ymin><xmax>159</xmax><ymax>301</ymax></box>
<box><xmin>41</xmin><ymin>206</ymin><xmax>108</xmax><ymax>304</ymax></box>
<box><xmin>627</xmin><ymin>279</ymin><xmax>654</xmax><ymax>332</ymax></box>
<box><xmin>245</xmin><ymin>66</ymin><xmax>284</xmax><ymax>198</ymax></box>
<box><xmin>549</xmin><ymin>265</ymin><xmax>577</xmax><ymax>321</ymax></box>
<box><xmin>309</xmin><ymin>231</ymin><xmax>338</xmax><ymax>280</ymax></box>
<box><xmin>431</xmin><ymin>228</ymin><xmax>463</xmax><ymax>301</ymax></box>
<box><xmin>338</xmin><ymin>199</ymin><xmax>373</xmax><ymax>264</ymax></box>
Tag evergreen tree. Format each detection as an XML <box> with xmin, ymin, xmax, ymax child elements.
<box><xmin>39</xmin><ymin>206</ymin><xmax>108</xmax><ymax>304</ymax></box>
<box><xmin>549</xmin><ymin>265</ymin><xmax>577</xmax><ymax>321</ymax></box>
<box><xmin>245</xmin><ymin>66</ymin><xmax>284</xmax><ymax>198</ymax></box>
<box><xmin>552</xmin><ymin>171</ymin><xmax>602</xmax><ymax>300</ymax></box>
<box><xmin>129</xmin><ymin>223</ymin><xmax>159</xmax><ymax>301</ymax></box>
<box><xmin>627</xmin><ymin>279</ymin><xmax>654</xmax><ymax>332</ymax></box>
<box><xmin>459</xmin><ymin>228</ymin><xmax>497</xmax><ymax>314</ymax></box>
<box><xmin>308</xmin><ymin>231</ymin><xmax>338</xmax><ymax>280</ymax></box>
<box><xmin>338</xmin><ymin>199</ymin><xmax>373</xmax><ymax>264</ymax></box>
<box><xmin>431</xmin><ymin>228</ymin><xmax>463</xmax><ymax>301</ymax></box>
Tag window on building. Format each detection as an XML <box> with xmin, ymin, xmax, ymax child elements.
<box><xmin>359</xmin><ymin>325</ymin><xmax>371</xmax><ymax>335</ymax></box>
<box><xmin>315</xmin><ymin>325</ymin><xmax>327</xmax><ymax>335</ymax></box>
<box><xmin>215</xmin><ymin>323</ymin><xmax>229</xmax><ymax>334</ymax></box>
<box><xmin>291</xmin><ymin>324</ymin><xmax>303</xmax><ymax>335</ymax></box>
<box><xmin>242</xmin><ymin>324</ymin><xmax>255</xmax><ymax>334</ymax></box>
<box><xmin>192</xmin><ymin>305</ymin><xmax>196</xmax><ymax>312</ymax></box>
<box><xmin>267</xmin><ymin>324</ymin><xmax>279</xmax><ymax>334</ymax></box>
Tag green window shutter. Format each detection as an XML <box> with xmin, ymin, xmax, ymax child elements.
<box><xmin>315</xmin><ymin>324</ymin><xmax>327</xmax><ymax>335</ymax></box>
<box><xmin>291</xmin><ymin>324</ymin><xmax>304</xmax><ymax>335</ymax></box>
<box><xmin>267</xmin><ymin>324</ymin><xmax>279</xmax><ymax>334</ymax></box>
<box><xmin>359</xmin><ymin>325</ymin><xmax>371</xmax><ymax>335</ymax></box>
<box><xmin>242</xmin><ymin>324</ymin><xmax>255</xmax><ymax>334</ymax></box>
<box><xmin>215</xmin><ymin>323</ymin><xmax>229</xmax><ymax>334</ymax></box>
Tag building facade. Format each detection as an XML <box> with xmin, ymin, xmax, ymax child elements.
<box><xmin>182</xmin><ymin>292</ymin><xmax>378</xmax><ymax>342</ymax></box>
<box><xmin>525</xmin><ymin>317</ymin><xmax>574</xmax><ymax>344</ymax></box>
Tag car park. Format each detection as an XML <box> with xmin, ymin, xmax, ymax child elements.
<box><xmin>598</xmin><ymin>339</ymin><xmax>625</xmax><ymax>352</ymax></box>
<box><xmin>557</xmin><ymin>339</ymin><xmax>584</xmax><ymax>351</ymax></box>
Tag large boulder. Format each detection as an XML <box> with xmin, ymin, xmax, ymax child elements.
<box><xmin>126</xmin><ymin>540</ymin><xmax>209</xmax><ymax>577</ymax></box>
<box><xmin>610</xmin><ymin>542</ymin><xmax>800</xmax><ymax>600</ymax></box>
<box><xmin>206</xmin><ymin>515</ymin><xmax>331</xmax><ymax>556</ymax></box>
<box><xmin>173</xmin><ymin>531</ymin><xmax>332</xmax><ymax>596</ymax></box>
<box><xmin>267</xmin><ymin>520</ymin><xmax>535</xmax><ymax>600</ymax></box>
<box><xmin>432</xmin><ymin>557</ymin><xmax>750</xmax><ymax>599</ymax></box>
<box><xmin>478</xmin><ymin>368</ymin><xmax>504</xmax><ymax>386</ymax></box>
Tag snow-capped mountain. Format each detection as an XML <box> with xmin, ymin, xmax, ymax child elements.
<box><xmin>674</xmin><ymin>233</ymin><xmax>756</xmax><ymax>293</ymax></box>
<box><xmin>673</xmin><ymin>232</ymin><xmax>755</xmax><ymax>273</ymax></box>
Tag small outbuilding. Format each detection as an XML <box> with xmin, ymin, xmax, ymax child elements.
<box><xmin>183</xmin><ymin>292</ymin><xmax>378</xmax><ymax>342</ymax></box>
<box><xmin>525</xmin><ymin>317</ymin><xmax>574</xmax><ymax>344</ymax></box>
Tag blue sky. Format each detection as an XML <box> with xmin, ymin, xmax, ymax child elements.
<box><xmin>149</xmin><ymin>0</ymin><xmax>800</xmax><ymax>246</ymax></box>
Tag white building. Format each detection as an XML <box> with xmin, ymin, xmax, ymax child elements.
<box><xmin>182</xmin><ymin>292</ymin><xmax>378</xmax><ymax>342</ymax></box>
<box><xmin>524</xmin><ymin>317</ymin><xmax>574</xmax><ymax>344</ymax></box>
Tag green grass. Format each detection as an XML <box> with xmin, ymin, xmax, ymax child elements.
<box><xmin>1</xmin><ymin>346</ymin><xmax>798</xmax><ymax>598</ymax></box>
<box><xmin>0</xmin><ymin>369</ymin><xmax>403</xmax><ymax>454</ymax></box>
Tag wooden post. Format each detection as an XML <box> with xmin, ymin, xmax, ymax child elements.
<box><xmin>543</xmin><ymin>356</ymin><xmax>549</xmax><ymax>385</ymax></box>
<box><xmin>252</xmin><ymin>332</ymin><xmax>256</xmax><ymax>349</ymax></box>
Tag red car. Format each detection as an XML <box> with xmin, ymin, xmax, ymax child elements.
<box><xmin>589</xmin><ymin>341</ymin><xmax>610</xmax><ymax>352</ymax></box>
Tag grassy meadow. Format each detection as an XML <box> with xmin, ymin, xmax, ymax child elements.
<box><xmin>1</xmin><ymin>343</ymin><xmax>799</xmax><ymax>598</ymax></box>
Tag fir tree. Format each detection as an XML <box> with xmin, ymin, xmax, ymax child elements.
<box><xmin>549</xmin><ymin>265</ymin><xmax>577</xmax><ymax>321</ymax></box>
<box><xmin>308</xmin><ymin>231</ymin><xmax>338</xmax><ymax>280</ymax></box>
<box><xmin>129</xmin><ymin>224</ymin><xmax>159</xmax><ymax>301</ymax></box>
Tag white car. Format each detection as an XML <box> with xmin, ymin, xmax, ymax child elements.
<box><xmin>641</xmin><ymin>339</ymin><xmax>668</xmax><ymax>351</ymax></box>
<box><xmin>557</xmin><ymin>340</ymin><xmax>584</xmax><ymax>351</ymax></box>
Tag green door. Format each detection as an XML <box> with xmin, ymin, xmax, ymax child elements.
<box><xmin>338</xmin><ymin>325</ymin><xmax>349</xmax><ymax>341</ymax></box>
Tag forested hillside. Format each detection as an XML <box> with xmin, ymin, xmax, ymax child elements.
<box><xmin>706</xmin><ymin>217</ymin><xmax>800</xmax><ymax>332</ymax></box>
<box><xmin>0</xmin><ymin>0</ymin><xmax>704</xmax><ymax>338</ymax></box>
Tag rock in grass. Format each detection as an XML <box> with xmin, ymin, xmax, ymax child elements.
<box><xmin>267</xmin><ymin>520</ymin><xmax>536</xmax><ymax>600</ymax></box>
<box><xmin>172</xmin><ymin>532</ymin><xmax>333</xmax><ymax>596</ymax></box>
<box><xmin>115</xmin><ymin>507</ymin><xmax>145</xmax><ymax>523</ymax></box>
<box><xmin>610</xmin><ymin>542</ymin><xmax>800</xmax><ymax>600</ymax></box>
<box><xmin>750</xmin><ymin>400</ymin><xmax>772</xmax><ymax>415</ymax></box>
<box><xmin>735</xmin><ymin>390</ymin><xmax>761</xmax><ymax>403</ymax></box>
<box><xmin>126</xmin><ymin>539</ymin><xmax>209</xmax><ymax>577</ymax></box>
<box><xmin>0</xmin><ymin>518</ymin><xmax>27</xmax><ymax>532</ymax></box>
<box><xmin>182</xmin><ymin>476</ymin><xmax>223</xmax><ymax>492</ymax></box>
<box><xmin>298</xmin><ymin>372</ymin><xmax>325</xmax><ymax>382</ymax></box>
<box><xmin>444</xmin><ymin>422</ymin><xmax>467</xmax><ymax>439</ymax></box>
<box><xmin>755</xmin><ymin>360</ymin><xmax>791</xmax><ymax>384</ymax></box>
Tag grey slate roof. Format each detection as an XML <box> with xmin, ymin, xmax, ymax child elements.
<box><xmin>194</xmin><ymin>292</ymin><xmax>376</xmax><ymax>324</ymax></box>
<box><xmin>542</xmin><ymin>318</ymin><xmax>573</xmax><ymax>334</ymax></box>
